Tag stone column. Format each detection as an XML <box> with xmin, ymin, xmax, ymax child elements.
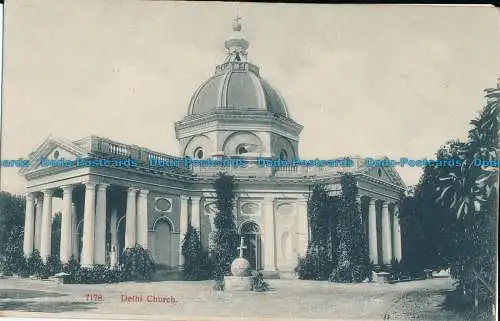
<box><xmin>60</xmin><ymin>185</ymin><xmax>73</xmax><ymax>263</ymax></box>
<box><xmin>356</xmin><ymin>195</ymin><xmax>363</xmax><ymax>224</ymax></box>
<box><xmin>137</xmin><ymin>189</ymin><xmax>149</xmax><ymax>249</ymax></box>
<box><xmin>368</xmin><ymin>199</ymin><xmax>378</xmax><ymax>264</ymax></box>
<box><xmin>125</xmin><ymin>187</ymin><xmax>138</xmax><ymax>248</ymax></box>
<box><xmin>94</xmin><ymin>184</ymin><xmax>108</xmax><ymax>264</ymax></box>
<box><xmin>71</xmin><ymin>202</ymin><xmax>79</xmax><ymax>259</ymax></box>
<box><xmin>110</xmin><ymin>208</ymin><xmax>118</xmax><ymax>268</ymax></box>
<box><xmin>81</xmin><ymin>182</ymin><xmax>96</xmax><ymax>266</ymax></box>
<box><xmin>296</xmin><ymin>199</ymin><xmax>308</xmax><ymax>257</ymax></box>
<box><xmin>23</xmin><ymin>193</ymin><xmax>35</xmax><ymax>257</ymax></box>
<box><xmin>392</xmin><ymin>204</ymin><xmax>402</xmax><ymax>261</ymax></box>
<box><xmin>263</xmin><ymin>197</ymin><xmax>276</xmax><ymax>271</ymax></box>
<box><xmin>179</xmin><ymin>195</ymin><xmax>189</xmax><ymax>266</ymax></box>
<box><xmin>381</xmin><ymin>201</ymin><xmax>392</xmax><ymax>264</ymax></box>
<box><xmin>190</xmin><ymin>196</ymin><xmax>201</xmax><ymax>231</ymax></box>
<box><xmin>40</xmin><ymin>189</ymin><xmax>53</xmax><ymax>262</ymax></box>
<box><xmin>34</xmin><ymin>196</ymin><xmax>43</xmax><ymax>251</ymax></box>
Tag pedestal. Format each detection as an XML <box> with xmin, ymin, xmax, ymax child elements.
<box><xmin>224</xmin><ymin>276</ymin><xmax>252</xmax><ymax>291</ymax></box>
<box><xmin>375</xmin><ymin>271</ymin><xmax>391</xmax><ymax>284</ymax></box>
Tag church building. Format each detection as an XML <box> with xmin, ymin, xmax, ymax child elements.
<box><xmin>20</xmin><ymin>19</ymin><xmax>406</xmax><ymax>278</ymax></box>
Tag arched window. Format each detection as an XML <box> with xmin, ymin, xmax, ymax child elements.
<box><xmin>194</xmin><ymin>147</ymin><xmax>204</xmax><ymax>159</ymax></box>
<box><xmin>279</xmin><ymin>149</ymin><xmax>288</xmax><ymax>160</ymax></box>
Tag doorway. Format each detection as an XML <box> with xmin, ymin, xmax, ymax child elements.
<box><xmin>240</xmin><ymin>221</ymin><xmax>262</xmax><ymax>271</ymax></box>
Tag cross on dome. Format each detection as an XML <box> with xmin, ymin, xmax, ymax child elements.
<box><xmin>233</xmin><ymin>14</ymin><xmax>242</xmax><ymax>31</ymax></box>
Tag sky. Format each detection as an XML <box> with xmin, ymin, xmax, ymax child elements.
<box><xmin>1</xmin><ymin>1</ymin><xmax>500</xmax><ymax>195</ymax></box>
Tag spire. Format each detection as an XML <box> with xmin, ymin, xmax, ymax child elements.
<box><xmin>224</xmin><ymin>15</ymin><xmax>249</xmax><ymax>63</ymax></box>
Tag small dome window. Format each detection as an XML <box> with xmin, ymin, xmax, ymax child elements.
<box><xmin>194</xmin><ymin>148</ymin><xmax>204</xmax><ymax>159</ymax></box>
<box><xmin>237</xmin><ymin>145</ymin><xmax>249</xmax><ymax>155</ymax></box>
<box><xmin>53</xmin><ymin>150</ymin><xmax>60</xmax><ymax>159</ymax></box>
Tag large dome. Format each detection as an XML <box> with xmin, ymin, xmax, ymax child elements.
<box><xmin>187</xmin><ymin>18</ymin><xmax>289</xmax><ymax>117</ymax></box>
<box><xmin>187</xmin><ymin>67</ymin><xmax>289</xmax><ymax>116</ymax></box>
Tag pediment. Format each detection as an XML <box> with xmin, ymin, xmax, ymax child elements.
<box><xmin>19</xmin><ymin>136</ymin><xmax>89</xmax><ymax>174</ymax></box>
<box><xmin>363</xmin><ymin>165</ymin><xmax>406</xmax><ymax>188</ymax></box>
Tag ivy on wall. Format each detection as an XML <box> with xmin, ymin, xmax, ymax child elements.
<box><xmin>211</xmin><ymin>173</ymin><xmax>238</xmax><ymax>281</ymax></box>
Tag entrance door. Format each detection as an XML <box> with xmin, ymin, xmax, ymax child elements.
<box><xmin>240</xmin><ymin>222</ymin><xmax>262</xmax><ymax>270</ymax></box>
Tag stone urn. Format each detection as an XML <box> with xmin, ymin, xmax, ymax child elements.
<box><xmin>230</xmin><ymin>257</ymin><xmax>251</xmax><ymax>277</ymax></box>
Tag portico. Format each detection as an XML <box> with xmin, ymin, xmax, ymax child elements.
<box><xmin>22</xmin><ymin>176</ymin><xmax>152</xmax><ymax>265</ymax></box>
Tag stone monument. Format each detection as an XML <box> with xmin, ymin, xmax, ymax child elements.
<box><xmin>225</xmin><ymin>237</ymin><xmax>252</xmax><ymax>291</ymax></box>
<box><xmin>110</xmin><ymin>245</ymin><xmax>118</xmax><ymax>270</ymax></box>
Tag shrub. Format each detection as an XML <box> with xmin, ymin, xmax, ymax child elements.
<box><xmin>295</xmin><ymin>245</ymin><xmax>333</xmax><ymax>280</ymax></box>
<box><xmin>26</xmin><ymin>249</ymin><xmax>44</xmax><ymax>277</ymax></box>
<box><xmin>62</xmin><ymin>255</ymin><xmax>84</xmax><ymax>284</ymax></box>
<box><xmin>119</xmin><ymin>243</ymin><xmax>156</xmax><ymax>281</ymax></box>
<box><xmin>45</xmin><ymin>255</ymin><xmax>62</xmax><ymax>276</ymax></box>
<box><xmin>0</xmin><ymin>226</ymin><xmax>26</xmax><ymax>275</ymax></box>
<box><xmin>199</xmin><ymin>251</ymin><xmax>215</xmax><ymax>280</ymax></box>
<box><xmin>329</xmin><ymin>249</ymin><xmax>352</xmax><ymax>283</ymax></box>
<box><xmin>181</xmin><ymin>225</ymin><xmax>204</xmax><ymax>280</ymax></box>
<box><xmin>211</xmin><ymin>230</ymin><xmax>238</xmax><ymax>280</ymax></box>
<box><xmin>62</xmin><ymin>257</ymin><xmax>121</xmax><ymax>284</ymax></box>
<box><xmin>250</xmin><ymin>270</ymin><xmax>270</xmax><ymax>292</ymax></box>
<box><xmin>212</xmin><ymin>279</ymin><xmax>224</xmax><ymax>291</ymax></box>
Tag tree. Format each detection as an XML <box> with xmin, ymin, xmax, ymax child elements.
<box><xmin>0</xmin><ymin>192</ymin><xmax>25</xmax><ymax>260</ymax></box>
<box><xmin>211</xmin><ymin>173</ymin><xmax>238</xmax><ymax>281</ymax></box>
<box><xmin>1</xmin><ymin>225</ymin><xmax>26</xmax><ymax>275</ymax></box>
<box><xmin>296</xmin><ymin>184</ymin><xmax>338</xmax><ymax>280</ymax></box>
<box><xmin>181</xmin><ymin>224</ymin><xmax>203</xmax><ymax>280</ymax></box>
<box><xmin>437</xmin><ymin>87</ymin><xmax>499</xmax><ymax>219</ymax></box>
<box><xmin>398</xmin><ymin>141</ymin><xmax>464</xmax><ymax>274</ymax></box>
<box><xmin>330</xmin><ymin>173</ymin><xmax>370</xmax><ymax>283</ymax></box>
<box><xmin>436</xmin><ymin>84</ymin><xmax>499</xmax><ymax>312</ymax></box>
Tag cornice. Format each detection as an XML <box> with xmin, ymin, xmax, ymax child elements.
<box><xmin>175</xmin><ymin>111</ymin><xmax>303</xmax><ymax>139</ymax></box>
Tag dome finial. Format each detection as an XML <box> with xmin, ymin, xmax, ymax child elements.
<box><xmin>233</xmin><ymin>14</ymin><xmax>242</xmax><ymax>32</ymax></box>
<box><xmin>224</xmin><ymin>15</ymin><xmax>249</xmax><ymax>62</ymax></box>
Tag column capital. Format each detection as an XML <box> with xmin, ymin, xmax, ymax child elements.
<box><xmin>369</xmin><ymin>198</ymin><xmax>376</xmax><ymax>205</ymax></box>
<box><xmin>25</xmin><ymin>192</ymin><xmax>35</xmax><ymax>200</ymax></box>
<box><xmin>35</xmin><ymin>194</ymin><xmax>44</xmax><ymax>204</ymax></box>
<box><xmin>127</xmin><ymin>186</ymin><xmax>139</xmax><ymax>193</ymax></box>
<box><xmin>84</xmin><ymin>181</ymin><xmax>97</xmax><ymax>189</ymax></box>
<box><xmin>180</xmin><ymin>195</ymin><xmax>190</xmax><ymax>201</ymax></box>
<box><xmin>61</xmin><ymin>185</ymin><xmax>74</xmax><ymax>193</ymax></box>
<box><xmin>97</xmin><ymin>183</ymin><xmax>110</xmax><ymax>190</ymax></box>
<box><xmin>42</xmin><ymin>188</ymin><xmax>53</xmax><ymax>196</ymax></box>
<box><xmin>190</xmin><ymin>196</ymin><xmax>201</xmax><ymax>201</ymax></box>
<box><xmin>382</xmin><ymin>200</ymin><xmax>389</xmax><ymax>208</ymax></box>
<box><xmin>139</xmin><ymin>189</ymin><xmax>150</xmax><ymax>197</ymax></box>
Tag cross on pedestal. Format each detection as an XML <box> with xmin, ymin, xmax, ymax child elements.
<box><xmin>237</xmin><ymin>236</ymin><xmax>247</xmax><ymax>258</ymax></box>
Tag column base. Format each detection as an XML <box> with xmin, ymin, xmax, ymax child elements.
<box><xmin>80</xmin><ymin>264</ymin><xmax>94</xmax><ymax>269</ymax></box>
<box><xmin>261</xmin><ymin>270</ymin><xmax>280</xmax><ymax>279</ymax></box>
